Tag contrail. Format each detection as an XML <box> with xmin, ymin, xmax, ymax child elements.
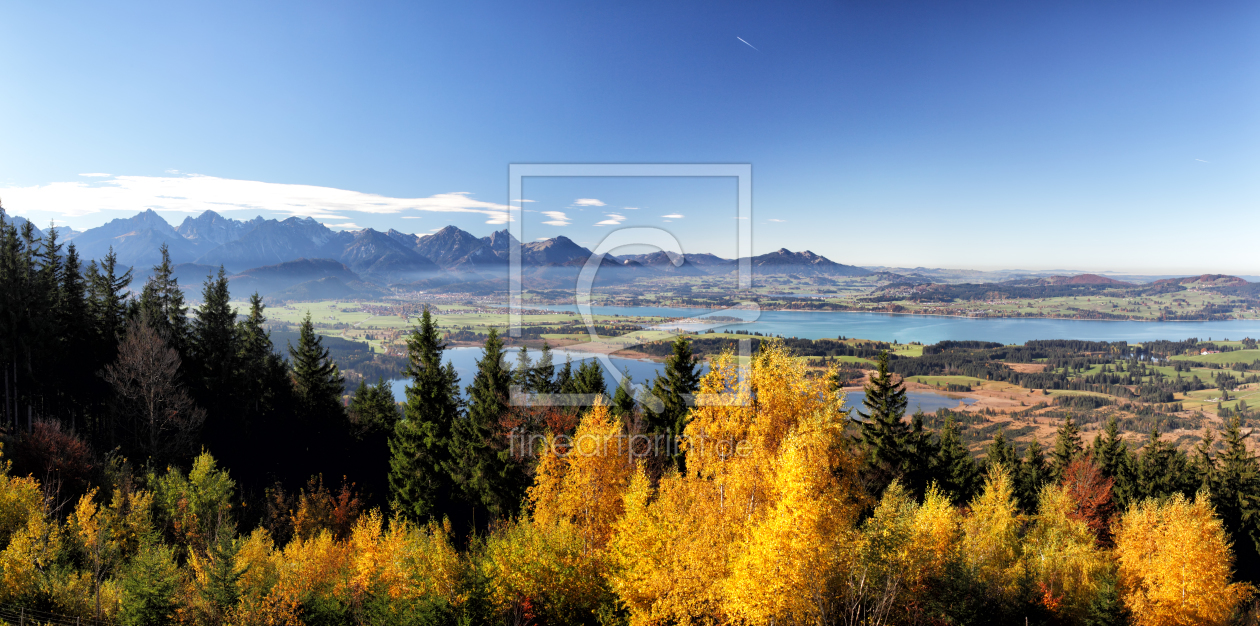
<box><xmin>737</xmin><ymin>36</ymin><xmax>759</xmax><ymax>51</ymax></box>
<box><xmin>1195</xmin><ymin>158</ymin><xmax>1210</xmax><ymax>163</ymax></box>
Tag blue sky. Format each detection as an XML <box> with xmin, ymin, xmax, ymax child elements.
<box><xmin>1</xmin><ymin>1</ymin><xmax>1257</xmax><ymax>273</ymax></box>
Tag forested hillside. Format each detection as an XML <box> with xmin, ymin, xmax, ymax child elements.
<box><xmin>4</xmin><ymin>217</ymin><xmax>1260</xmax><ymax>625</ymax></box>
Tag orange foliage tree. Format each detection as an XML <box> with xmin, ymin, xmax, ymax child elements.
<box><xmin>609</xmin><ymin>343</ymin><xmax>863</xmax><ymax>625</ymax></box>
<box><xmin>1115</xmin><ymin>492</ymin><xmax>1252</xmax><ymax>625</ymax></box>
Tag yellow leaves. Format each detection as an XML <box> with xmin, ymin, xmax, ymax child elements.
<box><xmin>528</xmin><ymin>400</ymin><xmax>633</xmax><ymax>553</ymax></box>
<box><xmin>1115</xmin><ymin>493</ymin><xmax>1252</xmax><ymax>626</ymax></box>
<box><xmin>0</xmin><ymin>451</ymin><xmax>59</xmax><ymax>602</ymax></box>
<box><xmin>606</xmin><ymin>466</ymin><xmax>666</xmax><ymax>617</ymax></box>
<box><xmin>479</xmin><ymin>517</ymin><xmax>608</xmax><ymax>624</ymax></box>
<box><xmin>1023</xmin><ymin>483</ymin><xmax>1110</xmax><ymax>620</ymax></box>
<box><xmin>347</xmin><ymin>509</ymin><xmax>458</xmax><ymax>604</ymax></box>
<box><xmin>607</xmin><ymin>342</ymin><xmax>863</xmax><ymax>626</ymax></box>
<box><xmin>236</xmin><ymin>511</ymin><xmax>466</xmax><ymax>625</ymax></box>
<box><xmin>908</xmin><ymin>486</ymin><xmax>962</xmax><ymax>582</ymax></box>
<box><xmin>69</xmin><ymin>488</ymin><xmax>104</xmax><ymax>549</ymax></box>
<box><xmin>726</xmin><ymin>418</ymin><xmax>860</xmax><ymax>626</ymax></box>
<box><xmin>406</xmin><ymin>518</ymin><xmax>465</xmax><ymax>604</ymax></box>
<box><xmin>0</xmin><ymin>454</ymin><xmax>43</xmax><ymax>549</ymax></box>
<box><xmin>106</xmin><ymin>485</ymin><xmax>154</xmax><ymax>558</ymax></box>
<box><xmin>234</xmin><ymin>527</ymin><xmax>279</xmax><ymax>611</ymax></box>
<box><xmin>261</xmin><ymin>528</ymin><xmax>352</xmax><ymax>624</ymax></box>
<box><xmin>962</xmin><ymin>464</ymin><xmax>1024</xmax><ymax>600</ymax></box>
<box><xmin>0</xmin><ymin>493</ymin><xmax>61</xmax><ymax>602</ymax></box>
<box><xmin>609</xmin><ymin>471</ymin><xmax>729</xmax><ymax>625</ymax></box>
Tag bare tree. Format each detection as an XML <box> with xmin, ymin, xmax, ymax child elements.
<box><xmin>103</xmin><ymin>319</ymin><xmax>205</xmax><ymax>466</ymax></box>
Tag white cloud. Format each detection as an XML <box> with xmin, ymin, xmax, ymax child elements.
<box><xmin>542</xmin><ymin>210</ymin><xmax>571</xmax><ymax>226</ymax></box>
<box><xmin>662</xmin><ymin>213</ymin><xmax>684</xmax><ymax>219</ymax></box>
<box><xmin>0</xmin><ymin>173</ymin><xmax>513</xmax><ymax>223</ymax></box>
<box><xmin>596</xmin><ymin>213</ymin><xmax>626</xmax><ymax>226</ymax></box>
<box><xmin>327</xmin><ymin>222</ymin><xmax>362</xmax><ymax>230</ymax></box>
<box><xmin>623</xmin><ymin>206</ymin><xmax>640</xmax><ymax>210</ymax></box>
<box><xmin>78</xmin><ymin>173</ymin><xmax>111</xmax><ymax>177</ymax></box>
<box><xmin>767</xmin><ymin>218</ymin><xmax>786</xmax><ymax>223</ymax></box>
<box><xmin>573</xmin><ymin>198</ymin><xmax>606</xmax><ymax>207</ymax></box>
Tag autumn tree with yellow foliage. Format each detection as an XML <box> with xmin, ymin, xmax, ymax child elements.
<box><xmin>6</xmin><ymin>338</ymin><xmax>1260</xmax><ymax>626</ymax></box>
<box><xmin>1115</xmin><ymin>492</ymin><xmax>1252</xmax><ymax>626</ymax></box>
<box><xmin>608</xmin><ymin>344</ymin><xmax>864</xmax><ymax>625</ymax></box>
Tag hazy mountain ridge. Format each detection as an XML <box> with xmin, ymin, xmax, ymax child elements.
<box><xmin>36</xmin><ymin>209</ymin><xmax>1239</xmax><ymax>302</ymax></box>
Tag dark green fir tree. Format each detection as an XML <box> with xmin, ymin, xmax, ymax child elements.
<box><xmin>389</xmin><ymin>308</ymin><xmax>462</xmax><ymax>523</ymax></box>
<box><xmin>856</xmin><ymin>351</ymin><xmax>909</xmax><ymax>494</ymax></box>
<box><xmin>643</xmin><ymin>335</ymin><xmax>702</xmax><ymax>471</ymax></box>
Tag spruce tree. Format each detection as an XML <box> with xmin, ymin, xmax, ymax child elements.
<box><xmin>87</xmin><ymin>247</ymin><xmax>132</xmax><ymax>352</ymax></box>
<box><xmin>288</xmin><ymin>312</ymin><xmax>345</xmax><ymax>422</ymax></box>
<box><xmin>191</xmin><ymin>267</ymin><xmax>239</xmax><ymax>414</ymax></box>
<box><xmin>985</xmin><ymin>429</ymin><xmax>1018</xmax><ymax>472</ymax></box>
<box><xmin>57</xmin><ymin>243</ymin><xmax>92</xmax><ymax>415</ymax></box>
<box><xmin>935</xmin><ymin>414</ymin><xmax>978</xmax><ymax>505</ymax></box>
<box><xmin>448</xmin><ymin>328</ymin><xmax>520</xmax><ymax>527</ymax></box>
<box><xmin>1091</xmin><ymin>416</ymin><xmax>1125</xmax><ymax>479</ymax></box>
<box><xmin>901</xmin><ymin>410</ymin><xmax>939</xmax><ymax>501</ymax></box>
<box><xmin>612</xmin><ymin>369</ymin><xmax>636</xmax><ymax>419</ymax></box>
<box><xmin>349</xmin><ymin>378</ymin><xmax>400</xmax><ymax>434</ymax></box>
<box><xmin>58</xmin><ymin>243</ymin><xmax>89</xmax><ymax>351</ymax></box>
<box><xmin>1135</xmin><ymin>427</ymin><xmax>1194</xmax><ymax>501</ymax></box>
<box><xmin>1192</xmin><ymin>427</ymin><xmax>1217</xmax><ymax>491</ymax></box>
<box><xmin>1050</xmin><ymin>414</ymin><xmax>1083</xmax><ymax>483</ymax></box>
<box><xmin>643</xmin><ymin>335</ymin><xmax>702</xmax><ymax>470</ymax></box>
<box><xmin>288</xmin><ymin>312</ymin><xmax>346</xmax><ymax>480</ymax></box>
<box><xmin>389</xmin><ymin>308</ymin><xmax>461</xmax><ymax>523</ymax></box>
<box><xmin>856</xmin><ymin>351</ymin><xmax>909</xmax><ymax>493</ymax></box>
<box><xmin>138</xmin><ymin>244</ymin><xmax>189</xmax><ymax>355</ymax></box>
<box><xmin>575</xmin><ymin>359</ymin><xmax>608</xmax><ymax>399</ymax></box>
<box><xmin>236</xmin><ymin>293</ymin><xmax>288</xmax><ymax>419</ymax></box>
<box><xmin>512</xmin><ymin>345</ymin><xmax>532</xmax><ymax>393</ymax></box>
<box><xmin>200</xmin><ymin>526</ymin><xmax>243</xmax><ymax>623</ymax></box>
<box><xmin>1212</xmin><ymin>416</ymin><xmax>1260</xmax><ymax>582</ymax></box>
<box><xmin>1017</xmin><ymin>440</ymin><xmax>1048</xmax><ymax>512</ymax></box>
<box><xmin>528</xmin><ymin>341</ymin><xmax>556</xmax><ymax>394</ymax></box>
<box><xmin>1083</xmin><ymin>572</ymin><xmax>1130</xmax><ymax>626</ymax></box>
<box><xmin>555</xmin><ymin>356</ymin><xmax>574</xmax><ymax>394</ymax></box>
<box><xmin>30</xmin><ymin>225</ymin><xmax>61</xmax><ymax>406</ymax></box>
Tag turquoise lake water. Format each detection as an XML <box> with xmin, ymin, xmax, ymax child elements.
<box><xmin>532</xmin><ymin>305</ymin><xmax>1260</xmax><ymax>345</ymax></box>
<box><xmin>386</xmin><ymin>306</ymin><xmax>1260</xmax><ymax>406</ymax></box>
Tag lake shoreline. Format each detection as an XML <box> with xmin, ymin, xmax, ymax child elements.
<box><xmin>528</xmin><ymin>301</ymin><xmax>1256</xmax><ymax>324</ymax></box>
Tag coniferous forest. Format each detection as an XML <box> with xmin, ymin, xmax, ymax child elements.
<box><xmin>6</xmin><ymin>217</ymin><xmax>1260</xmax><ymax>625</ymax></box>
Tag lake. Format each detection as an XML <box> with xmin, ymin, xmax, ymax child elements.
<box><xmin>387</xmin><ymin>347</ymin><xmax>689</xmax><ymax>404</ymax></box>
<box><xmin>533</xmin><ymin>304</ymin><xmax>1260</xmax><ymax>345</ymax></box>
<box><xmin>387</xmin><ymin>346</ymin><xmax>975</xmax><ymax>414</ymax></box>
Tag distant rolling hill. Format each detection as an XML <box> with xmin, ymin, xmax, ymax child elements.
<box><xmin>742</xmin><ymin>248</ymin><xmax>873</xmax><ymax>277</ymax></box>
<box><xmin>227</xmin><ymin>259</ymin><xmax>365</xmax><ymax>298</ymax></box>
<box><xmin>1040</xmin><ymin>274</ymin><xmax>1134</xmax><ymax>286</ymax></box>
<box><xmin>265</xmin><ymin>276</ymin><xmax>390</xmax><ymax>303</ymax></box>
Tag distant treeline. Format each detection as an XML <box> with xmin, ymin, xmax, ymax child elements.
<box><xmin>870</xmin><ymin>279</ymin><xmax>1256</xmax><ymax>307</ymax></box>
<box><xmin>268</xmin><ymin>326</ymin><xmax>407</xmax><ymax>386</ymax></box>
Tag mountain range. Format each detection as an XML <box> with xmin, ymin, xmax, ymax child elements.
<box><xmin>9</xmin><ymin>209</ymin><xmax>872</xmax><ymax>300</ymax></box>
